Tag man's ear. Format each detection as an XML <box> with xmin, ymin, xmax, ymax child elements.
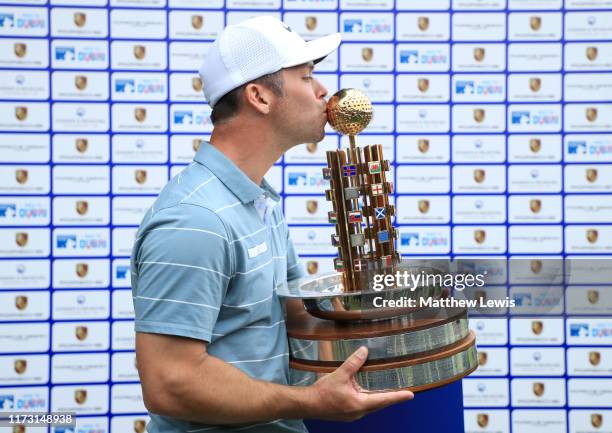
<box><xmin>243</xmin><ymin>83</ymin><xmax>272</xmax><ymax>115</ymax></box>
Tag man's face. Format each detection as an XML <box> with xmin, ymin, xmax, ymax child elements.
<box><xmin>273</xmin><ymin>63</ymin><xmax>328</xmax><ymax>149</ymax></box>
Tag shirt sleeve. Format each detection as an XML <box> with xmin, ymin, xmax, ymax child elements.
<box><xmin>286</xmin><ymin>227</ymin><xmax>305</xmax><ymax>282</ymax></box>
<box><xmin>131</xmin><ymin>203</ymin><xmax>234</xmax><ymax>342</ymax></box>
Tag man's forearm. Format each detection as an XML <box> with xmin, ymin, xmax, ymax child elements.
<box><xmin>138</xmin><ymin>332</ymin><xmax>414</xmax><ymax>425</ymax></box>
<box><xmin>150</xmin><ymin>351</ymin><xmax>317</xmax><ymax>425</ymax></box>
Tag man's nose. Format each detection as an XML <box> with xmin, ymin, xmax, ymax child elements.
<box><xmin>316</xmin><ymin>78</ymin><xmax>328</xmax><ymax>99</ymax></box>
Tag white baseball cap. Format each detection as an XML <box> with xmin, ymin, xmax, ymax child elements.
<box><xmin>198</xmin><ymin>15</ymin><xmax>341</xmax><ymax>108</ymax></box>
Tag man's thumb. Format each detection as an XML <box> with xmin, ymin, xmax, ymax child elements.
<box><xmin>337</xmin><ymin>346</ymin><xmax>368</xmax><ymax>378</ymax></box>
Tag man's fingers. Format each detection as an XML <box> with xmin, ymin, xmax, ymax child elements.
<box><xmin>361</xmin><ymin>389</ymin><xmax>415</xmax><ymax>412</ymax></box>
<box><xmin>336</xmin><ymin>346</ymin><xmax>368</xmax><ymax>379</ymax></box>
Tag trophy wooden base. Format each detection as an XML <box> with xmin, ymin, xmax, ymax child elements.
<box><xmin>285</xmin><ymin>299</ymin><xmax>478</xmax><ymax>392</ymax></box>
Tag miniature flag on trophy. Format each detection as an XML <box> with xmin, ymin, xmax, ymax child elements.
<box><xmin>348</xmin><ymin>210</ymin><xmax>362</xmax><ymax>223</ymax></box>
<box><xmin>377</xmin><ymin>230</ymin><xmax>390</xmax><ymax>243</ymax></box>
<box><xmin>344</xmin><ymin>187</ymin><xmax>360</xmax><ymax>200</ymax></box>
<box><xmin>368</xmin><ymin>161</ymin><xmax>381</xmax><ymax>174</ymax></box>
<box><xmin>374</xmin><ymin>207</ymin><xmax>386</xmax><ymax>219</ymax></box>
<box><xmin>343</xmin><ymin>164</ymin><xmax>357</xmax><ymax>177</ymax></box>
<box><xmin>371</xmin><ymin>183</ymin><xmax>383</xmax><ymax>196</ymax></box>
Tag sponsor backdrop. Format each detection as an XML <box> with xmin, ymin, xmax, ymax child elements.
<box><xmin>0</xmin><ymin>0</ymin><xmax>611</xmax><ymax>432</ymax></box>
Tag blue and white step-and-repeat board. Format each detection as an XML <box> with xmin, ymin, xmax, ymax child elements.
<box><xmin>1</xmin><ymin>0</ymin><xmax>612</xmax><ymax>432</ymax></box>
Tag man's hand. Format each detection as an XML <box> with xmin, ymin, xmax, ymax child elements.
<box><xmin>305</xmin><ymin>346</ymin><xmax>414</xmax><ymax>421</ymax></box>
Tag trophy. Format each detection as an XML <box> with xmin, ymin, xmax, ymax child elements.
<box><xmin>279</xmin><ymin>89</ymin><xmax>478</xmax><ymax>392</ymax></box>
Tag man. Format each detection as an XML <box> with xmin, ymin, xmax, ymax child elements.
<box><xmin>131</xmin><ymin>16</ymin><xmax>414</xmax><ymax>433</ymax></box>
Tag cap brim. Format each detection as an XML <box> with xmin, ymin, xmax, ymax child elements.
<box><xmin>282</xmin><ymin>32</ymin><xmax>341</xmax><ymax>68</ymax></box>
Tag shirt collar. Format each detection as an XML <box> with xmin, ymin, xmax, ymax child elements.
<box><xmin>194</xmin><ymin>141</ymin><xmax>280</xmax><ymax>204</ymax></box>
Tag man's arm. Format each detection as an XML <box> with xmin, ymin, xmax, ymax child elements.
<box><xmin>134</xmin><ymin>205</ymin><xmax>413</xmax><ymax>424</ymax></box>
<box><xmin>136</xmin><ymin>332</ymin><xmax>414</xmax><ymax>425</ymax></box>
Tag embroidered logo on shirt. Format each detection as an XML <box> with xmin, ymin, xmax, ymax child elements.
<box><xmin>248</xmin><ymin>241</ymin><xmax>268</xmax><ymax>258</ymax></box>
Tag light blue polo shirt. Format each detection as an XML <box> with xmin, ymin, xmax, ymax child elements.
<box><xmin>131</xmin><ymin>141</ymin><xmax>307</xmax><ymax>433</ymax></box>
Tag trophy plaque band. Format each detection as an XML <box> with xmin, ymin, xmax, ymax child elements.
<box><xmin>290</xmin><ymin>332</ymin><xmax>477</xmax><ymax>392</ymax></box>
<box><xmin>288</xmin><ymin>307</ymin><xmax>470</xmax><ymax>363</ymax></box>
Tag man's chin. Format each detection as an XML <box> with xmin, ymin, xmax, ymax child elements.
<box><xmin>292</xmin><ymin>128</ymin><xmax>326</xmax><ymax>149</ymax></box>
<box><xmin>314</xmin><ymin>128</ymin><xmax>326</xmax><ymax>143</ymax></box>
